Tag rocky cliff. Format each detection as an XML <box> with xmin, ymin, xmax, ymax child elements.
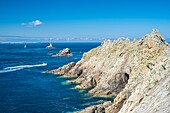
<box><xmin>49</xmin><ymin>29</ymin><xmax>170</xmax><ymax>113</ymax></box>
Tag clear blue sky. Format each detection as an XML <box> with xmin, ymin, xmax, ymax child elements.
<box><xmin>0</xmin><ymin>0</ymin><xmax>170</xmax><ymax>42</ymax></box>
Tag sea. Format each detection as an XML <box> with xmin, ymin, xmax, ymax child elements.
<box><xmin>0</xmin><ymin>42</ymin><xmax>112</xmax><ymax>113</ymax></box>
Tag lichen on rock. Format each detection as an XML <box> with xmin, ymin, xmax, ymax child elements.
<box><xmin>48</xmin><ymin>29</ymin><xmax>170</xmax><ymax>113</ymax></box>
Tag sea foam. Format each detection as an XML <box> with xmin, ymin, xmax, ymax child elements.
<box><xmin>0</xmin><ymin>63</ymin><xmax>47</xmax><ymax>73</ymax></box>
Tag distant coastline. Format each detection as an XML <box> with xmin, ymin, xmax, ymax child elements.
<box><xmin>0</xmin><ymin>41</ymin><xmax>102</xmax><ymax>44</ymax></box>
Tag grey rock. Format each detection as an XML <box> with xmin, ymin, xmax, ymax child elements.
<box><xmin>49</xmin><ymin>29</ymin><xmax>170</xmax><ymax>113</ymax></box>
<box><xmin>53</xmin><ymin>48</ymin><xmax>73</xmax><ymax>57</ymax></box>
<box><xmin>46</xmin><ymin>62</ymin><xmax>75</xmax><ymax>76</ymax></box>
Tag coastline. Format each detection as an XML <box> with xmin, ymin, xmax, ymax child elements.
<box><xmin>48</xmin><ymin>29</ymin><xmax>170</xmax><ymax>113</ymax></box>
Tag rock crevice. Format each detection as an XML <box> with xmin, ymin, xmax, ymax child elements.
<box><xmin>48</xmin><ymin>29</ymin><xmax>170</xmax><ymax>113</ymax></box>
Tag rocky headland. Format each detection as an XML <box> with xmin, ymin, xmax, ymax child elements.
<box><xmin>48</xmin><ymin>29</ymin><xmax>170</xmax><ymax>113</ymax></box>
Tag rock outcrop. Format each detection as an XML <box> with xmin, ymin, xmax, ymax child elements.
<box><xmin>77</xmin><ymin>101</ymin><xmax>112</xmax><ymax>113</ymax></box>
<box><xmin>52</xmin><ymin>48</ymin><xmax>73</xmax><ymax>57</ymax></box>
<box><xmin>49</xmin><ymin>29</ymin><xmax>170</xmax><ymax>113</ymax></box>
<box><xmin>46</xmin><ymin>62</ymin><xmax>76</xmax><ymax>77</ymax></box>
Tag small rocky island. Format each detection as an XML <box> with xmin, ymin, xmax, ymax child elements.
<box><xmin>52</xmin><ymin>48</ymin><xmax>73</xmax><ymax>57</ymax></box>
<box><xmin>48</xmin><ymin>29</ymin><xmax>170</xmax><ymax>113</ymax></box>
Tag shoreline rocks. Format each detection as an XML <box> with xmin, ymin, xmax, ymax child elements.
<box><xmin>48</xmin><ymin>29</ymin><xmax>170</xmax><ymax>113</ymax></box>
<box><xmin>52</xmin><ymin>48</ymin><xmax>73</xmax><ymax>57</ymax></box>
<box><xmin>45</xmin><ymin>62</ymin><xmax>76</xmax><ymax>76</ymax></box>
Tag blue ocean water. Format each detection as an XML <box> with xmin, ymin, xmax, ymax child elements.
<box><xmin>0</xmin><ymin>43</ymin><xmax>112</xmax><ymax>113</ymax></box>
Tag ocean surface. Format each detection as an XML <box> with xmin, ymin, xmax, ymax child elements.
<box><xmin>0</xmin><ymin>43</ymin><xmax>112</xmax><ymax>113</ymax></box>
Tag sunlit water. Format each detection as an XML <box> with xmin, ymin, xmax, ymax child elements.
<box><xmin>0</xmin><ymin>43</ymin><xmax>113</xmax><ymax>113</ymax></box>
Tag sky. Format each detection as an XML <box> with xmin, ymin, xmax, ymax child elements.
<box><xmin>0</xmin><ymin>0</ymin><xmax>170</xmax><ymax>42</ymax></box>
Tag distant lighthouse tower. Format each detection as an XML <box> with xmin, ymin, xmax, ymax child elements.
<box><xmin>46</xmin><ymin>42</ymin><xmax>54</xmax><ymax>49</ymax></box>
<box><xmin>24</xmin><ymin>43</ymin><xmax>27</xmax><ymax>48</ymax></box>
<box><xmin>50</xmin><ymin>42</ymin><xmax>52</xmax><ymax>47</ymax></box>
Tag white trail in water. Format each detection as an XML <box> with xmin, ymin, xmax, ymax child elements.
<box><xmin>0</xmin><ymin>63</ymin><xmax>47</xmax><ymax>74</ymax></box>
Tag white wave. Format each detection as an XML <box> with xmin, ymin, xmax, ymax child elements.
<box><xmin>47</xmin><ymin>53</ymin><xmax>53</xmax><ymax>55</ymax></box>
<box><xmin>0</xmin><ymin>67</ymin><xmax>23</xmax><ymax>73</ymax></box>
<box><xmin>73</xmin><ymin>57</ymin><xmax>78</xmax><ymax>59</ymax></box>
<box><xmin>0</xmin><ymin>63</ymin><xmax>47</xmax><ymax>74</ymax></box>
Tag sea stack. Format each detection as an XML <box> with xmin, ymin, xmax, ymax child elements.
<box><xmin>46</xmin><ymin>42</ymin><xmax>54</xmax><ymax>49</ymax></box>
<box><xmin>52</xmin><ymin>48</ymin><xmax>73</xmax><ymax>57</ymax></box>
<box><xmin>48</xmin><ymin>29</ymin><xmax>170</xmax><ymax>113</ymax></box>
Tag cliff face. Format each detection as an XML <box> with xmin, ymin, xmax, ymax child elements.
<box><xmin>50</xmin><ymin>29</ymin><xmax>170</xmax><ymax>113</ymax></box>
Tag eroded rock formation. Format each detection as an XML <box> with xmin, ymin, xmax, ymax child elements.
<box><xmin>46</xmin><ymin>62</ymin><xmax>76</xmax><ymax>76</ymax></box>
<box><xmin>49</xmin><ymin>29</ymin><xmax>170</xmax><ymax>113</ymax></box>
<box><xmin>52</xmin><ymin>48</ymin><xmax>73</xmax><ymax>57</ymax></box>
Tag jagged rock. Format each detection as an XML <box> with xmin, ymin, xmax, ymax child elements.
<box><xmin>66</xmin><ymin>37</ymin><xmax>132</xmax><ymax>96</ymax></box>
<box><xmin>49</xmin><ymin>29</ymin><xmax>170</xmax><ymax>113</ymax></box>
<box><xmin>52</xmin><ymin>48</ymin><xmax>73</xmax><ymax>57</ymax></box>
<box><xmin>46</xmin><ymin>62</ymin><xmax>75</xmax><ymax>76</ymax></box>
<box><xmin>105</xmin><ymin>29</ymin><xmax>170</xmax><ymax>113</ymax></box>
<box><xmin>77</xmin><ymin>104</ymin><xmax>104</xmax><ymax>113</ymax></box>
<box><xmin>76</xmin><ymin>101</ymin><xmax>112</xmax><ymax>113</ymax></box>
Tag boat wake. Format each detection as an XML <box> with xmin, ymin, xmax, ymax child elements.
<box><xmin>0</xmin><ymin>63</ymin><xmax>47</xmax><ymax>73</ymax></box>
